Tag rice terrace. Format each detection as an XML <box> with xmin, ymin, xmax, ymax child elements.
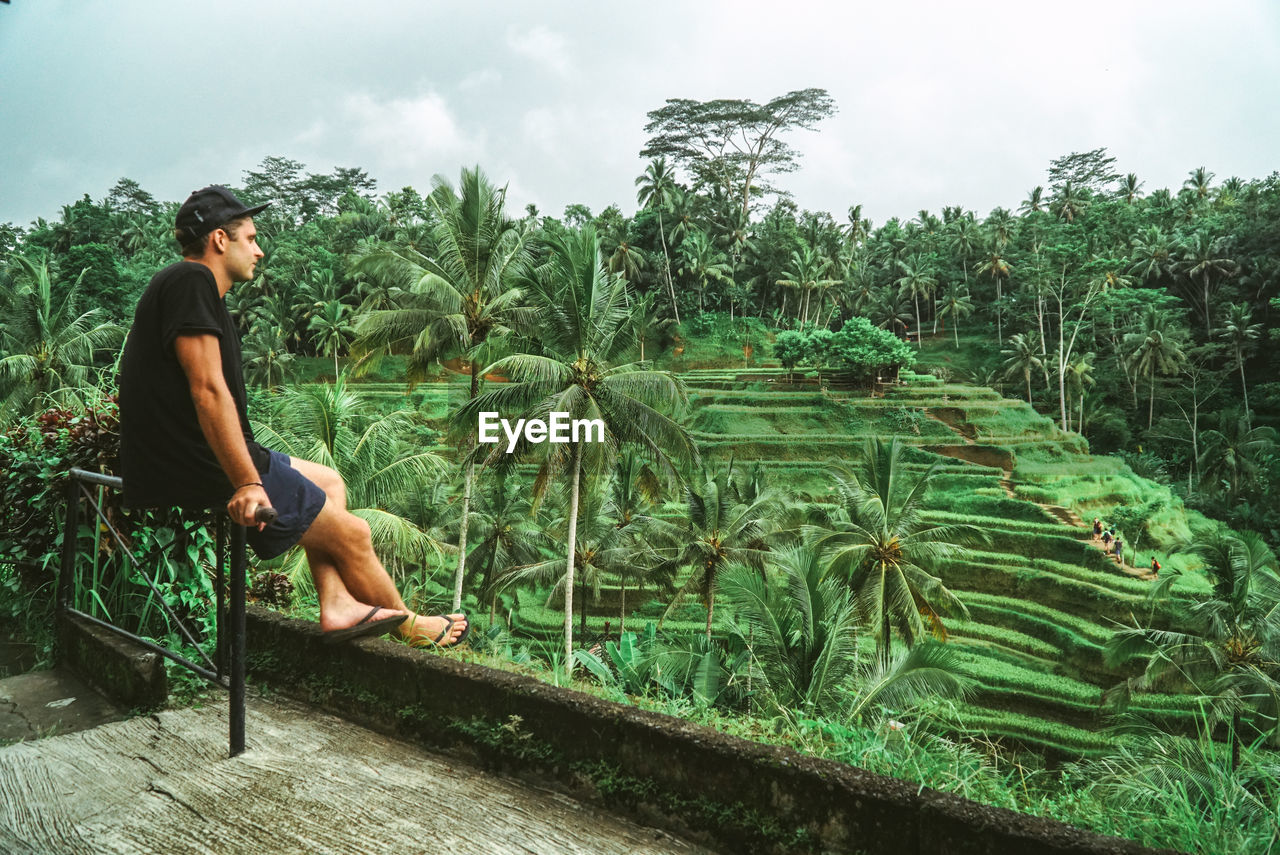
<box><xmin>4</xmin><ymin>6</ymin><xmax>1280</xmax><ymax>851</ymax></box>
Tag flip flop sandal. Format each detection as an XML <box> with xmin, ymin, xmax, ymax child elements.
<box><xmin>323</xmin><ymin>606</ymin><xmax>407</xmax><ymax>644</ymax></box>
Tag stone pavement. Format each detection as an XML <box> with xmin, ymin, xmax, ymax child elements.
<box><xmin>0</xmin><ymin>689</ymin><xmax>713</xmax><ymax>855</ymax></box>
<box><xmin>0</xmin><ymin>668</ymin><xmax>128</xmax><ymax>745</ymax></box>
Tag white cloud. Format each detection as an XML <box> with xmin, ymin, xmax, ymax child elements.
<box><xmin>459</xmin><ymin>68</ymin><xmax>502</xmax><ymax>91</ymax></box>
<box><xmin>506</xmin><ymin>25</ymin><xmax>572</xmax><ymax>77</ymax></box>
<box><xmin>339</xmin><ymin>92</ymin><xmax>475</xmax><ymax>168</ymax></box>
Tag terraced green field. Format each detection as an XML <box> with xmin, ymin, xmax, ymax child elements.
<box><xmin>348</xmin><ymin>360</ymin><xmax>1216</xmax><ymax>759</ymax></box>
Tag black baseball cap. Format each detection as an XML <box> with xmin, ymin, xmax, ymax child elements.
<box><xmin>175</xmin><ymin>185</ymin><xmax>270</xmax><ymax>241</ymax></box>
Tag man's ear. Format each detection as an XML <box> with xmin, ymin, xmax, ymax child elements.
<box><xmin>210</xmin><ymin>228</ymin><xmax>228</xmax><ymax>253</ymax></box>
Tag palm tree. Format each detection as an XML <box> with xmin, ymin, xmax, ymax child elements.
<box><xmin>1124</xmin><ymin>308</ymin><xmax>1187</xmax><ymax>429</ymax></box>
<box><xmin>1197</xmin><ymin>413</ymin><xmax>1277</xmax><ymax>505</ymax></box>
<box><xmin>1177</xmin><ymin>232</ymin><xmax>1238</xmax><ymax>338</ymax></box>
<box><xmin>776</xmin><ymin>243</ymin><xmax>840</xmax><ymax>327</ymax></box>
<box><xmin>460</xmin><ymin>227</ymin><xmax>696</xmax><ymax>666</ymax></box>
<box><xmin>307</xmin><ymin>299</ymin><xmax>353</xmax><ymax>378</ymax></box>
<box><xmin>1106</xmin><ymin>531</ymin><xmax>1280</xmax><ymax>769</ymax></box>
<box><xmin>635</xmin><ymin>157</ymin><xmax>681</xmax><ymax>325</ymax></box>
<box><xmin>463</xmin><ymin>468</ymin><xmax>550</xmax><ymax>623</ymax></box>
<box><xmin>353</xmin><ymin>165</ymin><xmax>536</xmax><ymax>612</ymax></box>
<box><xmin>894</xmin><ymin>255</ymin><xmax>937</xmax><ymax>348</ymax></box>
<box><xmin>1217</xmin><ymin>303</ymin><xmax>1262</xmax><ymax>423</ymax></box>
<box><xmin>1128</xmin><ymin>226</ymin><xmax>1175</xmax><ymax>285</ymax></box>
<box><xmin>0</xmin><ymin>256</ymin><xmax>124</xmax><ymax>424</ymax></box>
<box><xmin>629</xmin><ymin>289</ymin><xmax>674</xmax><ymax>363</ymax></box>
<box><xmin>1000</xmin><ymin>333</ymin><xmax>1043</xmax><ymax>404</ymax></box>
<box><xmin>936</xmin><ymin>284</ymin><xmax>974</xmax><ymax>348</ymax></box>
<box><xmin>251</xmin><ymin>376</ymin><xmax>448</xmax><ymax>584</ymax></box>
<box><xmin>976</xmin><ymin>243</ymin><xmax>1011</xmax><ymax>345</ymax></box>
<box><xmin>1065</xmin><ymin>351</ymin><xmax>1096</xmax><ymax>435</ymax></box>
<box><xmin>1184</xmin><ymin>166</ymin><xmax>1215</xmax><ymax>201</ymax></box>
<box><xmin>654</xmin><ymin>463</ymin><xmax>773</xmax><ymax>640</ymax></box>
<box><xmin>811</xmin><ymin>438</ymin><xmax>980</xmax><ymax>664</ymax></box>
<box><xmin>241</xmin><ymin>324</ymin><xmax>295</xmax><ymax>389</ymax></box>
<box><xmin>1051</xmin><ymin>182</ymin><xmax>1090</xmax><ymax>223</ymax></box>
<box><xmin>678</xmin><ymin>230</ymin><xmax>733</xmax><ymax>313</ymax></box>
<box><xmin>1018</xmin><ymin>186</ymin><xmax>1046</xmax><ymax>216</ymax></box>
<box><xmin>1117</xmin><ymin>173</ymin><xmax>1144</xmax><ymax>204</ymax></box>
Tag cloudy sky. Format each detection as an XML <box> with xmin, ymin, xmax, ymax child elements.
<box><xmin>3</xmin><ymin>1</ymin><xmax>1279</xmax><ymax>229</ymax></box>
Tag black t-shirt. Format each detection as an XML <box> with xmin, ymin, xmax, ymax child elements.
<box><xmin>118</xmin><ymin>261</ymin><xmax>265</xmax><ymax>509</ymax></box>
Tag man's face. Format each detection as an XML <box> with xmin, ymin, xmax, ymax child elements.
<box><xmin>222</xmin><ymin>219</ymin><xmax>264</xmax><ymax>283</ymax></box>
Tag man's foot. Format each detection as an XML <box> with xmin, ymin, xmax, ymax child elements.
<box><xmin>401</xmin><ymin>612</ymin><xmax>470</xmax><ymax>648</ymax></box>
<box><xmin>321</xmin><ymin>605</ymin><xmax>407</xmax><ymax>644</ymax></box>
<box><xmin>320</xmin><ymin>603</ymin><xmax>406</xmax><ymax>634</ymax></box>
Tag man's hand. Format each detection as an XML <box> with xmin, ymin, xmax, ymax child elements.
<box><xmin>227</xmin><ymin>483</ymin><xmax>272</xmax><ymax>530</ymax></box>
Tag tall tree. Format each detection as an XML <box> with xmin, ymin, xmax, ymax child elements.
<box><xmin>812</xmin><ymin>438</ymin><xmax>980</xmax><ymax>664</ymax></box>
<box><xmin>1124</xmin><ymin>308</ymin><xmax>1188</xmax><ymax>430</ymax></box>
<box><xmin>641</xmin><ymin>89</ymin><xmax>836</xmax><ymax>224</ymax></box>
<box><xmin>460</xmin><ymin>227</ymin><xmax>696</xmax><ymax>666</ymax></box>
<box><xmin>0</xmin><ymin>256</ymin><xmax>124</xmax><ymax>424</ymax></box>
<box><xmin>1217</xmin><ymin>302</ymin><xmax>1262</xmax><ymax>424</ymax></box>
<box><xmin>353</xmin><ymin>165</ymin><xmax>536</xmax><ymax>612</ymax></box>
<box><xmin>634</xmin><ymin>157</ymin><xmax>683</xmax><ymax>324</ymax></box>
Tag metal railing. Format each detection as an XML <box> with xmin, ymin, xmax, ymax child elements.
<box><xmin>57</xmin><ymin>468</ymin><xmax>269</xmax><ymax>757</ymax></box>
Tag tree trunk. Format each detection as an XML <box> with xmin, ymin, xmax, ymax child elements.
<box><xmin>1239</xmin><ymin>354</ymin><xmax>1251</xmax><ymax>427</ymax></box>
<box><xmin>563</xmin><ymin>444</ymin><xmax>582</xmax><ymax>670</ymax></box>
<box><xmin>451</xmin><ymin>360</ymin><xmax>483</xmax><ymax>612</ymax></box>
<box><xmin>619</xmin><ymin>576</ymin><xmax>626</xmax><ymax>636</ymax></box>
<box><xmin>705</xmin><ymin>590</ymin><xmax>715</xmax><ymax>640</ymax></box>
<box><xmin>913</xmin><ymin>295</ymin><xmax>922</xmax><ymax>348</ymax></box>
<box><xmin>995</xmin><ymin>279</ymin><xmax>1003</xmax><ymax>346</ymax></box>
<box><xmin>657</xmin><ymin>211</ymin><xmax>680</xmax><ymax>325</ymax></box>
<box><xmin>1148</xmin><ymin>371</ymin><xmax>1156</xmax><ymax>430</ymax></box>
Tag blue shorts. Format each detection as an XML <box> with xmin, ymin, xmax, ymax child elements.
<box><xmin>246</xmin><ymin>450</ymin><xmax>327</xmax><ymax>560</ymax></box>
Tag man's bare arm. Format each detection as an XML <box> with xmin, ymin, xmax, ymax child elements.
<box><xmin>173</xmin><ymin>333</ymin><xmax>269</xmax><ymax>527</ymax></box>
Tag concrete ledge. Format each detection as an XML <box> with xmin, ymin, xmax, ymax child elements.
<box><xmin>246</xmin><ymin>606</ymin><xmax>1176</xmax><ymax>855</ymax></box>
<box><xmin>56</xmin><ymin>612</ymin><xmax>168</xmax><ymax>710</ymax></box>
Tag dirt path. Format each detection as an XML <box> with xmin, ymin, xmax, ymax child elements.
<box><xmin>0</xmin><ymin>692</ymin><xmax>711</xmax><ymax>855</ymax></box>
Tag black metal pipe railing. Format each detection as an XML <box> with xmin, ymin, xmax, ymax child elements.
<box><xmin>57</xmin><ymin>468</ymin><xmax>262</xmax><ymax>758</ymax></box>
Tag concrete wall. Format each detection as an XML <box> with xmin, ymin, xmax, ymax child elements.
<box><xmin>245</xmin><ymin>607</ymin><xmax>1177</xmax><ymax>855</ymax></box>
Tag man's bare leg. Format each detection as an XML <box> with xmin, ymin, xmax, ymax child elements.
<box><xmin>307</xmin><ymin>548</ymin><xmax>403</xmax><ymax>632</ymax></box>
<box><xmin>291</xmin><ymin>457</ymin><xmax>467</xmax><ymax>645</ymax></box>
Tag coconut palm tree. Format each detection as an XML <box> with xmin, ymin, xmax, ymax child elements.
<box><xmin>653</xmin><ymin>463</ymin><xmax>774</xmax><ymax>640</ymax></box>
<box><xmin>1065</xmin><ymin>351</ymin><xmax>1096</xmax><ymax>435</ymax></box>
<box><xmin>1217</xmin><ymin>302</ymin><xmax>1262</xmax><ymax>424</ymax></box>
<box><xmin>307</xmin><ymin>299</ymin><xmax>353</xmax><ymax>378</ymax></box>
<box><xmin>460</xmin><ymin>226</ymin><xmax>696</xmax><ymax>666</ymax></box>
<box><xmin>678</xmin><ymin>230</ymin><xmax>733</xmax><ymax>313</ymax></box>
<box><xmin>241</xmin><ymin>324</ymin><xmax>295</xmax><ymax>390</ymax></box>
<box><xmin>1114</xmin><ymin>173</ymin><xmax>1143</xmax><ymax>204</ymax></box>
<box><xmin>976</xmin><ymin>243</ymin><xmax>1011</xmax><ymax>345</ymax></box>
<box><xmin>1197</xmin><ymin>413</ymin><xmax>1277</xmax><ymax>505</ymax></box>
<box><xmin>1018</xmin><ymin>186</ymin><xmax>1046</xmax><ymax>216</ymax></box>
<box><xmin>936</xmin><ymin>284</ymin><xmax>974</xmax><ymax>348</ymax></box>
<box><xmin>1000</xmin><ymin>333</ymin><xmax>1044</xmax><ymax>404</ymax></box>
<box><xmin>894</xmin><ymin>255</ymin><xmax>937</xmax><ymax>348</ymax></box>
<box><xmin>353</xmin><ymin>165</ymin><xmax>536</xmax><ymax>612</ymax></box>
<box><xmin>1124</xmin><ymin>308</ymin><xmax>1187</xmax><ymax>429</ymax></box>
<box><xmin>635</xmin><ymin>157</ymin><xmax>681</xmax><ymax>324</ymax></box>
<box><xmin>1184</xmin><ymin>166</ymin><xmax>1215</xmax><ymax>201</ymax></box>
<box><xmin>251</xmin><ymin>376</ymin><xmax>448</xmax><ymax>585</ymax></box>
<box><xmin>810</xmin><ymin>438</ymin><xmax>981</xmax><ymax>664</ymax></box>
<box><xmin>1106</xmin><ymin>531</ymin><xmax>1280</xmax><ymax>769</ymax></box>
<box><xmin>1177</xmin><ymin>232</ymin><xmax>1238</xmax><ymax>338</ymax></box>
<box><xmin>0</xmin><ymin>256</ymin><xmax>124</xmax><ymax>424</ymax></box>
<box><xmin>777</xmin><ymin>243</ymin><xmax>840</xmax><ymax>327</ymax></box>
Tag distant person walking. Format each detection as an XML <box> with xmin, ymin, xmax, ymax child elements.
<box><xmin>1113</xmin><ymin>536</ymin><xmax>1124</xmax><ymax>565</ymax></box>
<box><xmin>1101</xmin><ymin>530</ymin><xmax>1113</xmax><ymax>550</ymax></box>
<box><xmin>1092</xmin><ymin>518</ymin><xmax>1102</xmax><ymax>541</ymax></box>
<box><xmin>1150</xmin><ymin>556</ymin><xmax>1161</xmax><ymax>578</ymax></box>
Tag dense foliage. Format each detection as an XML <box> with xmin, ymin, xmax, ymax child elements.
<box><xmin>3</xmin><ymin>120</ymin><xmax>1280</xmax><ymax>853</ymax></box>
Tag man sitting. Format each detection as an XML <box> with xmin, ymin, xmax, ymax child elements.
<box><xmin>118</xmin><ymin>186</ymin><xmax>467</xmax><ymax>647</ymax></box>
